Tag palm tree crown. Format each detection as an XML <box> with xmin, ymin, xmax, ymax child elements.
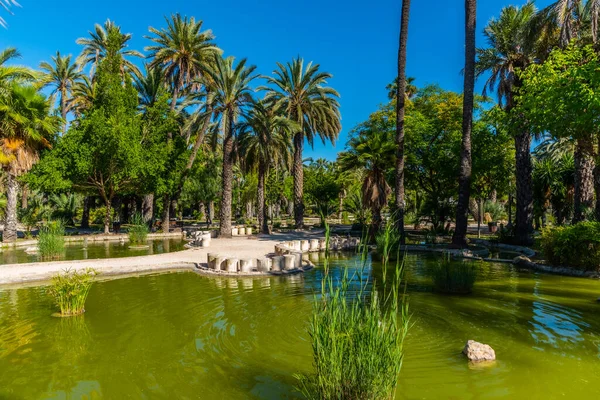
<box><xmin>39</xmin><ymin>51</ymin><xmax>83</xmax><ymax>125</ymax></box>
<box><xmin>0</xmin><ymin>48</ymin><xmax>36</xmax><ymax>94</ymax></box>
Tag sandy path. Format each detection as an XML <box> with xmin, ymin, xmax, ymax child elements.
<box><xmin>0</xmin><ymin>232</ymin><xmax>325</xmax><ymax>286</ymax></box>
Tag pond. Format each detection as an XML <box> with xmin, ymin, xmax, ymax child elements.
<box><xmin>0</xmin><ymin>253</ymin><xmax>599</xmax><ymax>399</ymax></box>
<box><xmin>0</xmin><ymin>238</ymin><xmax>186</xmax><ymax>265</ymax></box>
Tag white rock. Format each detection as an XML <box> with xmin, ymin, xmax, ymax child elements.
<box><xmin>463</xmin><ymin>340</ymin><xmax>496</xmax><ymax>362</ymax></box>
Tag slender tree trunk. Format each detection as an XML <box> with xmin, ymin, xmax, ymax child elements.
<box><xmin>338</xmin><ymin>190</ymin><xmax>345</xmax><ymax>221</ymax></box>
<box><xmin>162</xmin><ymin>194</ymin><xmax>170</xmax><ymax>233</ymax></box>
<box><xmin>21</xmin><ymin>184</ymin><xmax>28</xmax><ymax>210</ymax></box>
<box><xmin>452</xmin><ymin>0</ymin><xmax>476</xmax><ymax>248</ymax></box>
<box><xmin>219</xmin><ymin>110</ymin><xmax>235</xmax><ymax>237</ymax></box>
<box><xmin>293</xmin><ymin>131</ymin><xmax>304</xmax><ymax>229</ymax></box>
<box><xmin>61</xmin><ymin>87</ymin><xmax>68</xmax><ymax>133</ymax></box>
<box><xmin>477</xmin><ymin>198</ymin><xmax>482</xmax><ymax>239</ymax></box>
<box><xmin>595</xmin><ymin>156</ymin><xmax>600</xmax><ymax>221</ymax></box>
<box><xmin>103</xmin><ymin>198</ymin><xmax>111</xmax><ymax>234</ymax></box>
<box><xmin>395</xmin><ymin>0</ymin><xmax>411</xmax><ymax>244</ymax></box>
<box><xmin>208</xmin><ymin>201</ymin><xmax>214</xmax><ymax>225</ymax></box>
<box><xmin>514</xmin><ymin>131</ymin><xmax>533</xmax><ymax>244</ymax></box>
<box><xmin>573</xmin><ymin>136</ymin><xmax>595</xmax><ymax>223</ymax></box>
<box><xmin>81</xmin><ymin>196</ymin><xmax>91</xmax><ymax>229</ymax></box>
<box><xmin>142</xmin><ymin>193</ymin><xmax>154</xmax><ymax>226</ymax></box>
<box><xmin>3</xmin><ymin>171</ymin><xmax>18</xmax><ymax>243</ymax></box>
<box><xmin>257</xmin><ymin>161</ymin><xmax>268</xmax><ymax>234</ymax></box>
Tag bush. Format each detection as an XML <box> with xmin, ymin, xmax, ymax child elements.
<box><xmin>128</xmin><ymin>212</ymin><xmax>149</xmax><ymax>245</ymax></box>
<box><xmin>49</xmin><ymin>268</ymin><xmax>97</xmax><ymax>316</ymax></box>
<box><xmin>430</xmin><ymin>255</ymin><xmax>477</xmax><ymax>294</ymax></box>
<box><xmin>296</xmin><ymin>224</ymin><xmax>409</xmax><ymax>399</ymax></box>
<box><xmin>541</xmin><ymin>222</ymin><xmax>600</xmax><ymax>271</ymax></box>
<box><xmin>38</xmin><ymin>220</ymin><xmax>66</xmax><ymax>260</ymax></box>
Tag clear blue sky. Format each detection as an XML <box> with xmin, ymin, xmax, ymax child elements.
<box><xmin>1</xmin><ymin>0</ymin><xmax>553</xmax><ymax>160</ymax></box>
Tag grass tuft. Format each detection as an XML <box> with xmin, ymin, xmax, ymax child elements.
<box><xmin>38</xmin><ymin>220</ymin><xmax>66</xmax><ymax>260</ymax></box>
<box><xmin>128</xmin><ymin>213</ymin><xmax>149</xmax><ymax>245</ymax></box>
<box><xmin>49</xmin><ymin>268</ymin><xmax>97</xmax><ymax>316</ymax></box>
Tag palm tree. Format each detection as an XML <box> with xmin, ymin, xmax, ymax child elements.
<box><xmin>134</xmin><ymin>63</ymin><xmax>167</xmax><ymax>111</ymax></box>
<box><xmin>262</xmin><ymin>58</ymin><xmax>341</xmax><ymax>228</ymax></box>
<box><xmin>386</xmin><ymin>76</ymin><xmax>417</xmax><ymax>100</ymax></box>
<box><xmin>76</xmin><ymin>20</ymin><xmax>143</xmax><ymax>78</ymax></box>
<box><xmin>0</xmin><ymin>48</ymin><xmax>36</xmax><ymax>92</ymax></box>
<box><xmin>238</xmin><ymin>100</ymin><xmax>294</xmax><ymax>234</ymax></box>
<box><xmin>204</xmin><ymin>55</ymin><xmax>258</xmax><ymax>237</ymax></box>
<box><xmin>39</xmin><ymin>51</ymin><xmax>83</xmax><ymax>130</ymax></box>
<box><xmin>338</xmin><ymin>129</ymin><xmax>395</xmax><ymax>234</ymax></box>
<box><xmin>0</xmin><ymin>84</ymin><xmax>60</xmax><ymax>242</ymax></box>
<box><xmin>476</xmin><ymin>2</ymin><xmax>537</xmax><ymax>245</ymax></box>
<box><xmin>66</xmin><ymin>75</ymin><xmax>95</xmax><ymax>119</ymax></box>
<box><xmin>395</xmin><ymin>0</ymin><xmax>411</xmax><ymax>243</ymax></box>
<box><xmin>452</xmin><ymin>0</ymin><xmax>477</xmax><ymax>247</ymax></box>
<box><xmin>145</xmin><ymin>14</ymin><xmax>221</xmax><ymax>113</ymax></box>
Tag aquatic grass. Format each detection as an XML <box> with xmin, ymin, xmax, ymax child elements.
<box><xmin>128</xmin><ymin>212</ymin><xmax>149</xmax><ymax>245</ymax></box>
<box><xmin>38</xmin><ymin>220</ymin><xmax>66</xmax><ymax>260</ymax></box>
<box><xmin>430</xmin><ymin>254</ymin><xmax>477</xmax><ymax>294</ymax></box>
<box><xmin>49</xmin><ymin>268</ymin><xmax>97</xmax><ymax>316</ymax></box>
<box><xmin>296</xmin><ymin>224</ymin><xmax>409</xmax><ymax>399</ymax></box>
<box><xmin>375</xmin><ymin>221</ymin><xmax>401</xmax><ymax>264</ymax></box>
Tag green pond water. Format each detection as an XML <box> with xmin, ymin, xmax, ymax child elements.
<box><xmin>0</xmin><ymin>253</ymin><xmax>599</xmax><ymax>399</ymax></box>
<box><xmin>0</xmin><ymin>238</ymin><xmax>185</xmax><ymax>265</ymax></box>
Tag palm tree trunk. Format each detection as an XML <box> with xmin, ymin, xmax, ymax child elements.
<box><xmin>21</xmin><ymin>184</ymin><xmax>28</xmax><ymax>210</ymax></box>
<box><xmin>514</xmin><ymin>131</ymin><xmax>533</xmax><ymax>244</ymax></box>
<box><xmin>257</xmin><ymin>160</ymin><xmax>268</xmax><ymax>234</ymax></box>
<box><xmin>81</xmin><ymin>196</ymin><xmax>91</xmax><ymax>229</ymax></box>
<box><xmin>61</xmin><ymin>87</ymin><xmax>68</xmax><ymax>133</ymax></box>
<box><xmin>3</xmin><ymin>171</ymin><xmax>19</xmax><ymax>243</ymax></box>
<box><xmin>142</xmin><ymin>193</ymin><xmax>154</xmax><ymax>226</ymax></box>
<box><xmin>573</xmin><ymin>136</ymin><xmax>595</xmax><ymax>223</ymax></box>
<box><xmin>395</xmin><ymin>0</ymin><xmax>411</xmax><ymax>244</ymax></box>
<box><xmin>219</xmin><ymin>110</ymin><xmax>235</xmax><ymax>237</ymax></box>
<box><xmin>293</xmin><ymin>131</ymin><xmax>304</xmax><ymax>229</ymax></box>
<box><xmin>452</xmin><ymin>0</ymin><xmax>476</xmax><ymax>248</ymax></box>
<box><xmin>162</xmin><ymin>194</ymin><xmax>170</xmax><ymax>233</ymax></box>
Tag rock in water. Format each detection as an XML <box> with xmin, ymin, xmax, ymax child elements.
<box><xmin>463</xmin><ymin>340</ymin><xmax>496</xmax><ymax>362</ymax></box>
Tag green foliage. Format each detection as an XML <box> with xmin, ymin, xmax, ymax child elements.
<box><xmin>38</xmin><ymin>220</ymin><xmax>66</xmax><ymax>260</ymax></box>
<box><xmin>374</xmin><ymin>221</ymin><xmax>401</xmax><ymax>264</ymax></box>
<box><xmin>50</xmin><ymin>193</ymin><xmax>80</xmax><ymax>226</ymax></box>
<box><xmin>296</xmin><ymin>224</ymin><xmax>409</xmax><ymax>399</ymax></box>
<box><xmin>483</xmin><ymin>201</ymin><xmax>506</xmax><ymax>222</ymax></box>
<box><xmin>49</xmin><ymin>268</ymin><xmax>97</xmax><ymax>316</ymax></box>
<box><xmin>430</xmin><ymin>255</ymin><xmax>477</xmax><ymax>294</ymax></box>
<box><xmin>304</xmin><ymin>159</ymin><xmax>340</xmax><ymax>226</ymax></box>
<box><xmin>128</xmin><ymin>212</ymin><xmax>149</xmax><ymax>245</ymax></box>
<box><xmin>90</xmin><ymin>206</ymin><xmax>110</xmax><ymax>225</ymax></box>
<box><xmin>541</xmin><ymin>222</ymin><xmax>600</xmax><ymax>271</ymax></box>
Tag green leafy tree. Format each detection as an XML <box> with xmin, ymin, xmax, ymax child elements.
<box><xmin>304</xmin><ymin>159</ymin><xmax>340</xmax><ymax>227</ymax></box>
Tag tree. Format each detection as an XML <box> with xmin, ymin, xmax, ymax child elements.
<box><xmin>204</xmin><ymin>55</ymin><xmax>257</xmax><ymax>237</ymax></box>
<box><xmin>386</xmin><ymin>76</ymin><xmax>416</xmax><ymax>100</ymax></box>
<box><xmin>476</xmin><ymin>2</ymin><xmax>537</xmax><ymax>245</ymax></box>
<box><xmin>76</xmin><ymin>20</ymin><xmax>142</xmax><ymax>78</ymax></box>
<box><xmin>452</xmin><ymin>0</ymin><xmax>477</xmax><ymax>247</ymax></box>
<box><xmin>0</xmin><ymin>48</ymin><xmax>36</xmax><ymax>92</ymax></box>
<box><xmin>40</xmin><ymin>51</ymin><xmax>83</xmax><ymax>131</ymax></box>
<box><xmin>0</xmin><ymin>84</ymin><xmax>60</xmax><ymax>242</ymax></box>
<box><xmin>304</xmin><ymin>159</ymin><xmax>341</xmax><ymax>227</ymax></box>
<box><xmin>262</xmin><ymin>58</ymin><xmax>341</xmax><ymax>228</ymax></box>
<box><xmin>395</xmin><ymin>0</ymin><xmax>412</xmax><ymax>243</ymax></box>
<box><xmin>238</xmin><ymin>100</ymin><xmax>294</xmax><ymax>234</ymax></box>
<box><xmin>48</xmin><ymin>29</ymin><xmax>143</xmax><ymax>234</ymax></box>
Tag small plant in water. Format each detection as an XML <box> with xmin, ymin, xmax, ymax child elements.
<box><xmin>49</xmin><ymin>268</ymin><xmax>97</xmax><ymax>316</ymax></box>
<box><xmin>128</xmin><ymin>212</ymin><xmax>149</xmax><ymax>246</ymax></box>
<box><xmin>296</xmin><ymin>223</ymin><xmax>409</xmax><ymax>399</ymax></box>
<box><xmin>38</xmin><ymin>220</ymin><xmax>66</xmax><ymax>260</ymax></box>
<box><xmin>430</xmin><ymin>253</ymin><xmax>477</xmax><ymax>294</ymax></box>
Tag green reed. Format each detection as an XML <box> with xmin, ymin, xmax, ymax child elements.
<box><xmin>430</xmin><ymin>254</ymin><xmax>477</xmax><ymax>294</ymax></box>
<box><xmin>38</xmin><ymin>220</ymin><xmax>66</xmax><ymax>260</ymax></box>
<box><xmin>296</xmin><ymin>223</ymin><xmax>409</xmax><ymax>400</ymax></box>
<box><xmin>128</xmin><ymin>212</ymin><xmax>149</xmax><ymax>245</ymax></box>
<box><xmin>49</xmin><ymin>268</ymin><xmax>97</xmax><ymax>316</ymax></box>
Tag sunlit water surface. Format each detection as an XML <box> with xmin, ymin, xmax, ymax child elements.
<box><xmin>0</xmin><ymin>252</ymin><xmax>599</xmax><ymax>399</ymax></box>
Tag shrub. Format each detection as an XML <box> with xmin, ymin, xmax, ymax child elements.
<box><xmin>430</xmin><ymin>255</ymin><xmax>476</xmax><ymax>294</ymax></box>
<box><xmin>541</xmin><ymin>222</ymin><xmax>600</xmax><ymax>271</ymax></box>
<box><xmin>296</xmin><ymin>224</ymin><xmax>409</xmax><ymax>399</ymax></box>
<box><xmin>38</xmin><ymin>220</ymin><xmax>66</xmax><ymax>260</ymax></box>
<box><xmin>49</xmin><ymin>268</ymin><xmax>97</xmax><ymax>316</ymax></box>
<box><xmin>128</xmin><ymin>212</ymin><xmax>149</xmax><ymax>245</ymax></box>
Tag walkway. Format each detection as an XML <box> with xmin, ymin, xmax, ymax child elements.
<box><xmin>0</xmin><ymin>231</ymin><xmax>324</xmax><ymax>286</ymax></box>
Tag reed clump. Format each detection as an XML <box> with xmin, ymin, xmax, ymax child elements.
<box><xmin>296</xmin><ymin>223</ymin><xmax>409</xmax><ymax>399</ymax></box>
<box><xmin>49</xmin><ymin>268</ymin><xmax>97</xmax><ymax>316</ymax></box>
<box><xmin>38</xmin><ymin>220</ymin><xmax>66</xmax><ymax>260</ymax></box>
<box><xmin>128</xmin><ymin>212</ymin><xmax>149</xmax><ymax>245</ymax></box>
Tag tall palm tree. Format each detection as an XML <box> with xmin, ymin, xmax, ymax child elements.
<box><xmin>66</xmin><ymin>75</ymin><xmax>95</xmax><ymax>119</ymax></box>
<box><xmin>0</xmin><ymin>48</ymin><xmax>36</xmax><ymax>92</ymax></box>
<box><xmin>262</xmin><ymin>58</ymin><xmax>341</xmax><ymax>228</ymax></box>
<box><xmin>39</xmin><ymin>51</ymin><xmax>83</xmax><ymax>131</ymax></box>
<box><xmin>134</xmin><ymin>63</ymin><xmax>167</xmax><ymax>111</ymax></box>
<box><xmin>145</xmin><ymin>14</ymin><xmax>220</xmax><ymax>113</ymax></box>
<box><xmin>395</xmin><ymin>0</ymin><xmax>411</xmax><ymax>242</ymax></box>
<box><xmin>452</xmin><ymin>0</ymin><xmax>477</xmax><ymax>247</ymax></box>
<box><xmin>238</xmin><ymin>100</ymin><xmax>294</xmax><ymax>234</ymax></box>
<box><xmin>204</xmin><ymin>55</ymin><xmax>258</xmax><ymax>237</ymax></box>
<box><xmin>76</xmin><ymin>20</ymin><xmax>143</xmax><ymax>78</ymax></box>
<box><xmin>476</xmin><ymin>2</ymin><xmax>537</xmax><ymax>245</ymax></box>
<box><xmin>338</xmin><ymin>129</ymin><xmax>395</xmax><ymax>234</ymax></box>
<box><xmin>0</xmin><ymin>84</ymin><xmax>60</xmax><ymax>242</ymax></box>
<box><xmin>386</xmin><ymin>76</ymin><xmax>417</xmax><ymax>100</ymax></box>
